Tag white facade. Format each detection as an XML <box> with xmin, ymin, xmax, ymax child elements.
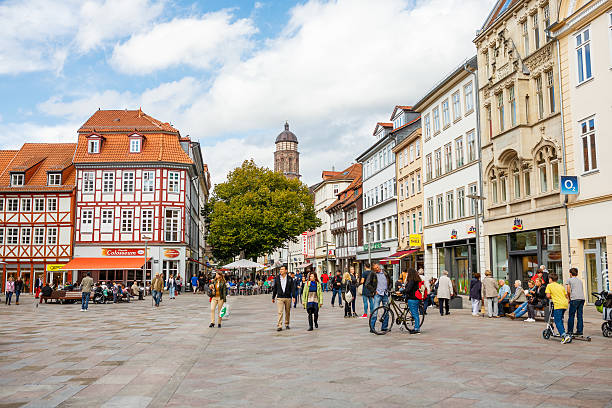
<box><xmin>417</xmin><ymin>57</ymin><xmax>485</xmax><ymax>294</ymax></box>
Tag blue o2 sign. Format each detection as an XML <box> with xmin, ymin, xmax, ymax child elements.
<box><xmin>560</xmin><ymin>176</ymin><xmax>579</xmax><ymax>195</ymax></box>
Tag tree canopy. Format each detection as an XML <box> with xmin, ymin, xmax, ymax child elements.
<box><xmin>207</xmin><ymin>160</ymin><xmax>321</xmax><ymax>260</ymax></box>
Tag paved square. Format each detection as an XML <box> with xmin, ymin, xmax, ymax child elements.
<box><xmin>1</xmin><ymin>293</ymin><xmax>611</xmax><ymax>407</ymax></box>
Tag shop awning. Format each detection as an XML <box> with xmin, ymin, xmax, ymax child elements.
<box><xmin>60</xmin><ymin>257</ymin><xmax>151</xmax><ymax>270</ymax></box>
<box><xmin>379</xmin><ymin>250</ymin><xmax>418</xmax><ymax>265</ymax></box>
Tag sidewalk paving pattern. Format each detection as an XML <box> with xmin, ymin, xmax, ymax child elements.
<box><xmin>0</xmin><ymin>294</ymin><xmax>611</xmax><ymax>407</ymax></box>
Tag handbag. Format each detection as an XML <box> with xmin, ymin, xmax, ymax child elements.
<box><xmin>345</xmin><ymin>289</ymin><xmax>353</xmax><ymax>304</ymax></box>
<box><xmin>357</xmin><ymin>284</ymin><xmax>363</xmax><ymax>296</ymax></box>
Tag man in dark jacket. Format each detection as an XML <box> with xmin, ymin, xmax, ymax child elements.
<box><xmin>272</xmin><ymin>265</ymin><xmax>295</xmax><ymax>331</ymax></box>
<box><xmin>365</xmin><ymin>264</ymin><xmax>393</xmax><ymax>333</ymax></box>
<box><xmin>14</xmin><ymin>278</ymin><xmax>24</xmax><ymax>305</ymax></box>
<box><xmin>331</xmin><ymin>271</ymin><xmax>343</xmax><ymax>307</ymax></box>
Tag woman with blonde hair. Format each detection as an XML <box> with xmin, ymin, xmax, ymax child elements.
<box><xmin>209</xmin><ymin>271</ymin><xmax>227</xmax><ymax>328</ymax></box>
<box><xmin>343</xmin><ymin>267</ymin><xmax>358</xmax><ymax>318</ymax></box>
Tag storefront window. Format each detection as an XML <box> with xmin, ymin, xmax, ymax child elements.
<box><xmin>541</xmin><ymin>227</ymin><xmax>562</xmax><ymax>281</ymax></box>
<box><xmin>438</xmin><ymin>248</ymin><xmax>445</xmax><ymax>277</ymax></box>
<box><xmin>492</xmin><ymin>235</ymin><xmax>508</xmax><ymax>280</ymax></box>
<box><xmin>510</xmin><ymin>230</ymin><xmax>538</xmax><ymax>251</ymax></box>
<box><xmin>453</xmin><ymin>245</ymin><xmax>470</xmax><ymax>295</ymax></box>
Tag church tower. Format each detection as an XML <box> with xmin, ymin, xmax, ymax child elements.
<box><xmin>274</xmin><ymin>122</ymin><xmax>300</xmax><ymax>180</ymax></box>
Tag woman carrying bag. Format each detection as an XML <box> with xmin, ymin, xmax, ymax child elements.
<box><xmin>209</xmin><ymin>271</ymin><xmax>227</xmax><ymax>328</ymax></box>
<box><xmin>343</xmin><ymin>267</ymin><xmax>358</xmax><ymax>318</ymax></box>
<box><xmin>302</xmin><ymin>272</ymin><xmax>323</xmax><ymax>331</ymax></box>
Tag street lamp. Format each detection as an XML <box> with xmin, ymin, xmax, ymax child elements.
<box><xmin>466</xmin><ymin>194</ymin><xmax>485</xmax><ymax>276</ymax></box>
<box><xmin>142</xmin><ymin>235</ymin><xmax>152</xmax><ymax>293</ymax></box>
<box><xmin>364</xmin><ymin>226</ymin><xmax>374</xmax><ymax>268</ymax></box>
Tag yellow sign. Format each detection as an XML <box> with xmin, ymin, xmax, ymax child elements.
<box><xmin>47</xmin><ymin>264</ymin><xmax>66</xmax><ymax>272</ymax></box>
<box><xmin>409</xmin><ymin>234</ymin><xmax>422</xmax><ymax>247</ymax></box>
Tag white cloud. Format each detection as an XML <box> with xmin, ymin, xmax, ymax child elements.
<box><xmin>0</xmin><ymin>122</ymin><xmax>79</xmax><ymax>148</ymax></box>
<box><xmin>110</xmin><ymin>10</ymin><xmax>257</xmax><ymax>74</ymax></box>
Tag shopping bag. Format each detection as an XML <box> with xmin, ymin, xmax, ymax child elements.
<box><xmin>220</xmin><ymin>303</ymin><xmax>230</xmax><ymax>319</ymax></box>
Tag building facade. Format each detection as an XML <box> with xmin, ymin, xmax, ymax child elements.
<box><xmin>0</xmin><ymin>144</ymin><xmax>76</xmax><ymax>292</ymax></box>
<box><xmin>274</xmin><ymin>122</ymin><xmax>300</xmax><ymax>180</ymax></box>
<box><xmin>415</xmin><ymin>56</ymin><xmax>486</xmax><ymax>292</ymax></box>
<box><xmin>551</xmin><ymin>0</ymin><xmax>612</xmax><ymax>301</ymax></box>
<box><xmin>357</xmin><ymin>107</ymin><xmax>420</xmax><ymax>281</ymax></box>
<box><xmin>64</xmin><ymin>109</ymin><xmax>206</xmax><ymax>286</ymax></box>
<box><xmin>392</xmin><ymin>128</ymin><xmax>424</xmax><ymax>272</ymax></box>
<box><xmin>475</xmin><ymin>0</ymin><xmax>568</xmax><ymax>286</ymax></box>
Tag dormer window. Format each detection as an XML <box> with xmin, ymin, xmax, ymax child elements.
<box><xmin>129</xmin><ymin>133</ymin><xmax>143</xmax><ymax>153</ymax></box>
<box><xmin>47</xmin><ymin>173</ymin><xmax>62</xmax><ymax>186</ymax></box>
<box><xmin>11</xmin><ymin>173</ymin><xmax>24</xmax><ymax>187</ymax></box>
<box><xmin>88</xmin><ymin>139</ymin><xmax>100</xmax><ymax>154</ymax></box>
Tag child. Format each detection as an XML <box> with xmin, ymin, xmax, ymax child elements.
<box><xmin>545</xmin><ymin>272</ymin><xmax>571</xmax><ymax>344</ymax></box>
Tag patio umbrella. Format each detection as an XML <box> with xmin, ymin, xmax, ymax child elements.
<box><xmin>222</xmin><ymin>259</ymin><xmax>266</xmax><ymax>269</ymax></box>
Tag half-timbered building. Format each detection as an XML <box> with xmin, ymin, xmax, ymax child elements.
<box><xmin>0</xmin><ymin>143</ymin><xmax>76</xmax><ymax>292</ymax></box>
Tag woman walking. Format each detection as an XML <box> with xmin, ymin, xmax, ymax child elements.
<box><xmin>302</xmin><ymin>271</ymin><xmax>323</xmax><ymax>331</ymax></box>
<box><xmin>343</xmin><ymin>267</ymin><xmax>358</xmax><ymax>318</ymax></box>
<box><xmin>209</xmin><ymin>271</ymin><xmax>227</xmax><ymax>328</ymax></box>
<box><xmin>469</xmin><ymin>272</ymin><xmax>482</xmax><ymax>316</ymax></box>
<box><xmin>167</xmin><ymin>274</ymin><xmax>176</xmax><ymax>299</ymax></box>
<box><xmin>5</xmin><ymin>276</ymin><xmax>14</xmax><ymax>305</ymax></box>
<box><xmin>403</xmin><ymin>268</ymin><xmax>422</xmax><ymax>334</ymax></box>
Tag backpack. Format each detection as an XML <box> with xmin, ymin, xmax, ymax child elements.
<box><xmin>415</xmin><ymin>281</ymin><xmax>427</xmax><ymax>300</ymax></box>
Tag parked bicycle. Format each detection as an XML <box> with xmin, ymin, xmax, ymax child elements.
<box><xmin>369</xmin><ymin>292</ymin><xmax>425</xmax><ymax>335</ymax></box>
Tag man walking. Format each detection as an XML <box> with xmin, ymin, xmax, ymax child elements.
<box><xmin>151</xmin><ymin>273</ymin><xmax>163</xmax><ymax>307</ymax></box>
<box><xmin>365</xmin><ymin>264</ymin><xmax>392</xmax><ymax>333</ymax></box>
<box><xmin>80</xmin><ymin>272</ymin><xmax>94</xmax><ymax>311</ymax></box>
<box><xmin>331</xmin><ymin>271</ymin><xmax>343</xmax><ymax>307</ymax></box>
<box><xmin>321</xmin><ymin>271</ymin><xmax>329</xmax><ymax>291</ymax></box>
<box><xmin>437</xmin><ymin>270</ymin><xmax>453</xmax><ymax>316</ymax></box>
<box><xmin>191</xmin><ymin>274</ymin><xmax>198</xmax><ymax>293</ymax></box>
<box><xmin>482</xmin><ymin>270</ymin><xmax>499</xmax><ymax>318</ymax></box>
<box><xmin>272</xmin><ymin>265</ymin><xmax>295</xmax><ymax>331</ymax></box>
<box><xmin>34</xmin><ymin>275</ymin><xmax>43</xmax><ymax>299</ymax></box>
<box><xmin>360</xmin><ymin>264</ymin><xmax>374</xmax><ymax>318</ymax></box>
<box><xmin>14</xmin><ymin>277</ymin><xmax>24</xmax><ymax>305</ymax></box>
<box><xmin>566</xmin><ymin>268</ymin><xmax>585</xmax><ymax>336</ymax></box>
<box><xmin>291</xmin><ymin>272</ymin><xmax>301</xmax><ymax>308</ymax></box>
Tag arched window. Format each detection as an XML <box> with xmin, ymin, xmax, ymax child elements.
<box><xmin>534</xmin><ymin>145</ymin><xmax>559</xmax><ymax>193</ymax></box>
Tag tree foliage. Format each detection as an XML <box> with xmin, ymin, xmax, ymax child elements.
<box><xmin>207</xmin><ymin>160</ymin><xmax>321</xmax><ymax>260</ymax></box>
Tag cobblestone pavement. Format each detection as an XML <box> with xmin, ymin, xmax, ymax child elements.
<box><xmin>0</xmin><ymin>293</ymin><xmax>611</xmax><ymax>408</ymax></box>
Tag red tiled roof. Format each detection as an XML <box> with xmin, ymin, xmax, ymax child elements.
<box><xmin>372</xmin><ymin>122</ymin><xmax>393</xmax><ymax>136</ymax></box>
<box><xmin>325</xmin><ymin>171</ymin><xmax>363</xmax><ymax>212</ymax></box>
<box><xmin>79</xmin><ymin>109</ymin><xmax>178</xmax><ymax>133</ymax></box>
<box><xmin>390</xmin><ymin>115</ymin><xmax>421</xmax><ymax>134</ymax></box>
<box><xmin>0</xmin><ymin>143</ymin><xmax>76</xmax><ymax>192</ymax></box>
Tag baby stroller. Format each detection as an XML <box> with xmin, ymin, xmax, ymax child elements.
<box><xmin>593</xmin><ymin>291</ymin><xmax>612</xmax><ymax>337</ymax></box>
<box><xmin>542</xmin><ymin>302</ymin><xmax>572</xmax><ymax>343</ymax></box>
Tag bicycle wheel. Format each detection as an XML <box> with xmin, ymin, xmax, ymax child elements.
<box><xmin>419</xmin><ymin>302</ymin><xmax>425</xmax><ymax>327</ymax></box>
<box><xmin>370</xmin><ymin>306</ymin><xmax>394</xmax><ymax>335</ymax></box>
<box><xmin>402</xmin><ymin>307</ymin><xmax>415</xmax><ymax>331</ymax></box>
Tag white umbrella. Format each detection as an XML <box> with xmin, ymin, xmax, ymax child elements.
<box><xmin>222</xmin><ymin>259</ymin><xmax>266</xmax><ymax>269</ymax></box>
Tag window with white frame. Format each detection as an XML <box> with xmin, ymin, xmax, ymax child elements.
<box><xmin>436</xmin><ymin>195</ymin><xmax>444</xmax><ymax>223</ymax></box>
<box><xmin>47</xmin><ymin>173</ymin><xmax>61</xmax><ymax>186</ymax></box>
<box><xmin>47</xmin><ymin>197</ymin><xmax>57</xmax><ymax>211</ymax></box>
<box><xmin>141</xmin><ymin>209</ymin><xmax>154</xmax><ymax>233</ymax></box>
<box><xmin>21</xmin><ymin>227</ymin><xmax>31</xmax><ymax>245</ymax></box>
<box><xmin>509</xmin><ymin>85</ymin><xmax>517</xmax><ymax>126</ymax></box>
<box><xmin>469</xmin><ymin>184</ymin><xmax>478</xmax><ymax>215</ymax></box>
<box><xmin>88</xmin><ymin>139</ymin><xmax>100</xmax><ymax>154</ymax></box>
<box><xmin>576</xmin><ymin>28</ymin><xmax>592</xmax><ymax>83</ymax></box>
<box><xmin>83</xmin><ymin>171</ymin><xmax>94</xmax><ymax>193</ymax></box>
<box><xmin>433</xmin><ymin>107</ymin><xmax>440</xmax><ymax>133</ymax></box>
<box><xmin>121</xmin><ymin>209</ymin><xmax>134</xmax><ymax>233</ymax></box>
<box><xmin>442</xmin><ymin>99</ymin><xmax>450</xmax><ymax>127</ymax></box>
<box><xmin>580</xmin><ymin>117</ymin><xmax>597</xmax><ymax>172</ymax></box>
<box><xmin>546</xmin><ymin>71</ymin><xmax>555</xmax><ymax>113</ymax></box>
<box><xmin>399</xmin><ymin>150</ymin><xmax>404</xmax><ymax>168</ymax></box>
<box><xmin>143</xmin><ymin>171</ymin><xmax>155</xmax><ymax>192</ymax></box>
<box><xmin>464</xmin><ymin>82</ymin><xmax>474</xmax><ymax>112</ymax></box>
<box><xmin>425</xmin><ymin>154</ymin><xmax>432</xmax><ymax>180</ymax></box>
<box><xmin>500</xmin><ymin>176</ymin><xmax>508</xmax><ymax>201</ymax></box>
<box><xmin>536</xmin><ymin>76</ymin><xmax>544</xmax><ymax>119</ymax></box>
<box><xmin>81</xmin><ymin>209</ymin><xmax>94</xmax><ymax>233</ymax></box>
<box><xmin>0</xmin><ymin>229</ymin><xmax>3</xmax><ymax>244</ymax></box>
<box><xmin>416</xmin><ymin>172</ymin><xmax>421</xmax><ymax>192</ymax></box>
<box><xmin>497</xmin><ymin>92</ymin><xmax>505</xmax><ymax>132</ymax></box>
<box><xmin>0</xmin><ymin>199</ymin><xmax>4</xmax><ymax>211</ymax></box>
<box><xmin>102</xmin><ymin>172</ymin><xmax>114</xmax><ymax>193</ymax></box>
<box><xmin>418</xmin><ymin>210</ymin><xmax>422</xmax><ymax>232</ymax></box>
<box><xmin>410</xmin><ymin>174</ymin><xmax>415</xmax><ymax>196</ymax></box>
<box><xmin>452</xmin><ymin>91</ymin><xmax>461</xmax><ymax>120</ymax></box>
<box><xmin>544</xmin><ymin>5</ymin><xmax>550</xmax><ymax>36</ymax></box>
<box><xmin>427</xmin><ymin>198</ymin><xmax>434</xmax><ymax>225</ymax></box>
<box><xmin>415</xmin><ymin>139</ymin><xmax>420</xmax><ymax>157</ymax></box>
<box><xmin>424</xmin><ymin>114</ymin><xmax>431</xmax><ymax>140</ymax></box>
<box><xmin>11</xmin><ymin>173</ymin><xmax>24</xmax><ymax>187</ymax></box>
<box><xmin>455</xmin><ymin>137</ymin><xmax>464</xmax><ymax>167</ymax></box>
<box><xmin>409</xmin><ymin>145</ymin><xmax>414</xmax><ymax>162</ymax></box>
<box><xmin>47</xmin><ymin>227</ymin><xmax>57</xmax><ymax>245</ymax></box>
<box><xmin>101</xmin><ymin>209</ymin><xmax>113</xmax><ymax>232</ymax></box>
<box><xmin>122</xmin><ymin>171</ymin><xmax>135</xmax><ymax>193</ymax></box>
<box><xmin>21</xmin><ymin>198</ymin><xmax>31</xmax><ymax>212</ymax></box>
<box><xmin>7</xmin><ymin>198</ymin><xmax>18</xmax><ymax>212</ymax></box>
<box><xmin>444</xmin><ymin>143</ymin><xmax>452</xmax><ymax>173</ymax></box>
<box><xmin>165</xmin><ymin>208</ymin><xmax>181</xmax><ymax>242</ymax></box>
<box><xmin>533</xmin><ymin>13</ymin><xmax>540</xmax><ymax>50</ymax></box>
<box><xmin>7</xmin><ymin>228</ymin><xmax>18</xmax><ymax>244</ymax></box>
<box><xmin>457</xmin><ymin>188</ymin><xmax>465</xmax><ymax>218</ymax></box>
<box><xmin>168</xmin><ymin>171</ymin><xmax>180</xmax><ymax>193</ymax></box>
<box><xmin>467</xmin><ymin>131</ymin><xmax>476</xmax><ymax>162</ymax></box>
<box><xmin>34</xmin><ymin>227</ymin><xmax>44</xmax><ymax>245</ymax></box>
<box><xmin>34</xmin><ymin>198</ymin><xmax>44</xmax><ymax>212</ymax></box>
<box><xmin>434</xmin><ymin>149</ymin><xmax>442</xmax><ymax>177</ymax></box>
<box><xmin>130</xmin><ymin>138</ymin><xmax>141</xmax><ymax>153</ymax></box>
<box><xmin>523</xmin><ymin>21</ymin><xmax>530</xmax><ymax>55</ymax></box>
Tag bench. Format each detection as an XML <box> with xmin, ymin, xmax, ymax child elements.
<box><xmin>40</xmin><ymin>290</ymin><xmax>83</xmax><ymax>304</ymax></box>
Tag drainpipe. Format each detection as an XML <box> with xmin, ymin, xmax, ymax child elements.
<box><xmin>463</xmin><ymin>60</ymin><xmax>484</xmax><ymax>276</ymax></box>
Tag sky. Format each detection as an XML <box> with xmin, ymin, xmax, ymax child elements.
<box><xmin>0</xmin><ymin>0</ymin><xmax>496</xmax><ymax>187</ymax></box>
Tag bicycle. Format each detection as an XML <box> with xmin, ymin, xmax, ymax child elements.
<box><xmin>369</xmin><ymin>292</ymin><xmax>425</xmax><ymax>335</ymax></box>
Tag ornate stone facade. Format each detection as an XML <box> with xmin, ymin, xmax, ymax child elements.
<box><xmin>274</xmin><ymin>122</ymin><xmax>300</xmax><ymax>180</ymax></box>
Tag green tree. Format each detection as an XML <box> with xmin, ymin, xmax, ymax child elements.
<box><xmin>208</xmin><ymin>160</ymin><xmax>320</xmax><ymax>260</ymax></box>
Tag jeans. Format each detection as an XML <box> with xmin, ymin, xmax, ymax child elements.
<box><xmin>331</xmin><ymin>288</ymin><xmax>342</xmax><ymax>306</ymax></box>
<box><xmin>425</xmin><ymin>293</ymin><xmax>435</xmax><ymax>309</ymax></box>
<box><xmin>553</xmin><ymin>307</ymin><xmax>567</xmax><ymax>336</ymax></box>
<box><xmin>152</xmin><ymin>290</ymin><xmax>161</xmax><ymax>306</ymax></box>
<box><xmin>407</xmin><ymin>299</ymin><xmax>420</xmax><ymax>330</ymax></box>
<box><xmin>370</xmin><ymin>294</ymin><xmax>389</xmax><ymax>330</ymax></box>
<box><xmin>293</xmin><ymin>291</ymin><xmax>300</xmax><ymax>307</ymax></box>
<box><xmin>81</xmin><ymin>292</ymin><xmax>90</xmax><ymax>310</ymax></box>
<box><xmin>514</xmin><ymin>301</ymin><xmax>529</xmax><ymax>318</ymax></box>
<box><xmin>5</xmin><ymin>291</ymin><xmax>13</xmax><ymax>305</ymax></box>
<box><xmin>363</xmin><ymin>295</ymin><xmax>374</xmax><ymax>315</ymax></box>
<box><xmin>169</xmin><ymin>287</ymin><xmax>175</xmax><ymax>298</ymax></box>
<box><xmin>498</xmin><ymin>299</ymin><xmax>509</xmax><ymax>316</ymax></box>
<box><xmin>486</xmin><ymin>297</ymin><xmax>498</xmax><ymax>317</ymax></box>
<box><xmin>568</xmin><ymin>299</ymin><xmax>585</xmax><ymax>334</ymax></box>
<box><xmin>439</xmin><ymin>298</ymin><xmax>449</xmax><ymax>315</ymax></box>
<box><xmin>15</xmin><ymin>290</ymin><xmax>21</xmax><ymax>303</ymax></box>
<box><xmin>307</xmin><ymin>303</ymin><xmax>319</xmax><ymax>328</ymax></box>
<box><xmin>471</xmin><ymin>299</ymin><xmax>481</xmax><ymax>315</ymax></box>
<box><xmin>322</xmin><ymin>282</ymin><xmax>328</xmax><ymax>291</ymax></box>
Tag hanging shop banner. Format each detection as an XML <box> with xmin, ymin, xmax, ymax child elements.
<box><xmin>102</xmin><ymin>248</ymin><xmax>145</xmax><ymax>256</ymax></box>
<box><xmin>46</xmin><ymin>264</ymin><xmax>66</xmax><ymax>272</ymax></box>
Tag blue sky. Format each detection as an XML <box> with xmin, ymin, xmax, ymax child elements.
<box><xmin>0</xmin><ymin>0</ymin><xmax>495</xmax><ymax>186</ymax></box>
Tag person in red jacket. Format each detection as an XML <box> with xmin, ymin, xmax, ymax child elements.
<box><xmin>321</xmin><ymin>272</ymin><xmax>329</xmax><ymax>292</ymax></box>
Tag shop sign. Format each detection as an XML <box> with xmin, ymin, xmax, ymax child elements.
<box><xmin>409</xmin><ymin>234</ymin><xmax>422</xmax><ymax>247</ymax></box>
<box><xmin>560</xmin><ymin>176</ymin><xmax>578</xmax><ymax>195</ymax></box>
<box><xmin>363</xmin><ymin>242</ymin><xmax>382</xmax><ymax>251</ymax></box>
<box><xmin>302</xmin><ymin>232</ymin><xmax>307</xmax><ymax>256</ymax></box>
<box><xmin>102</xmin><ymin>248</ymin><xmax>145</xmax><ymax>256</ymax></box>
<box><xmin>164</xmin><ymin>249</ymin><xmax>180</xmax><ymax>258</ymax></box>
<box><xmin>450</xmin><ymin>229</ymin><xmax>458</xmax><ymax>239</ymax></box>
<box><xmin>47</xmin><ymin>264</ymin><xmax>66</xmax><ymax>272</ymax></box>
<box><xmin>512</xmin><ymin>218</ymin><xmax>523</xmax><ymax>231</ymax></box>
<box><xmin>327</xmin><ymin>249</ymin><xmax>335</xmax><ymax>258</ymax></box>
<box><xmin>467</xmin><ymin>226</ymin><xmax>476</xmax><ymax>235</ymax></box>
